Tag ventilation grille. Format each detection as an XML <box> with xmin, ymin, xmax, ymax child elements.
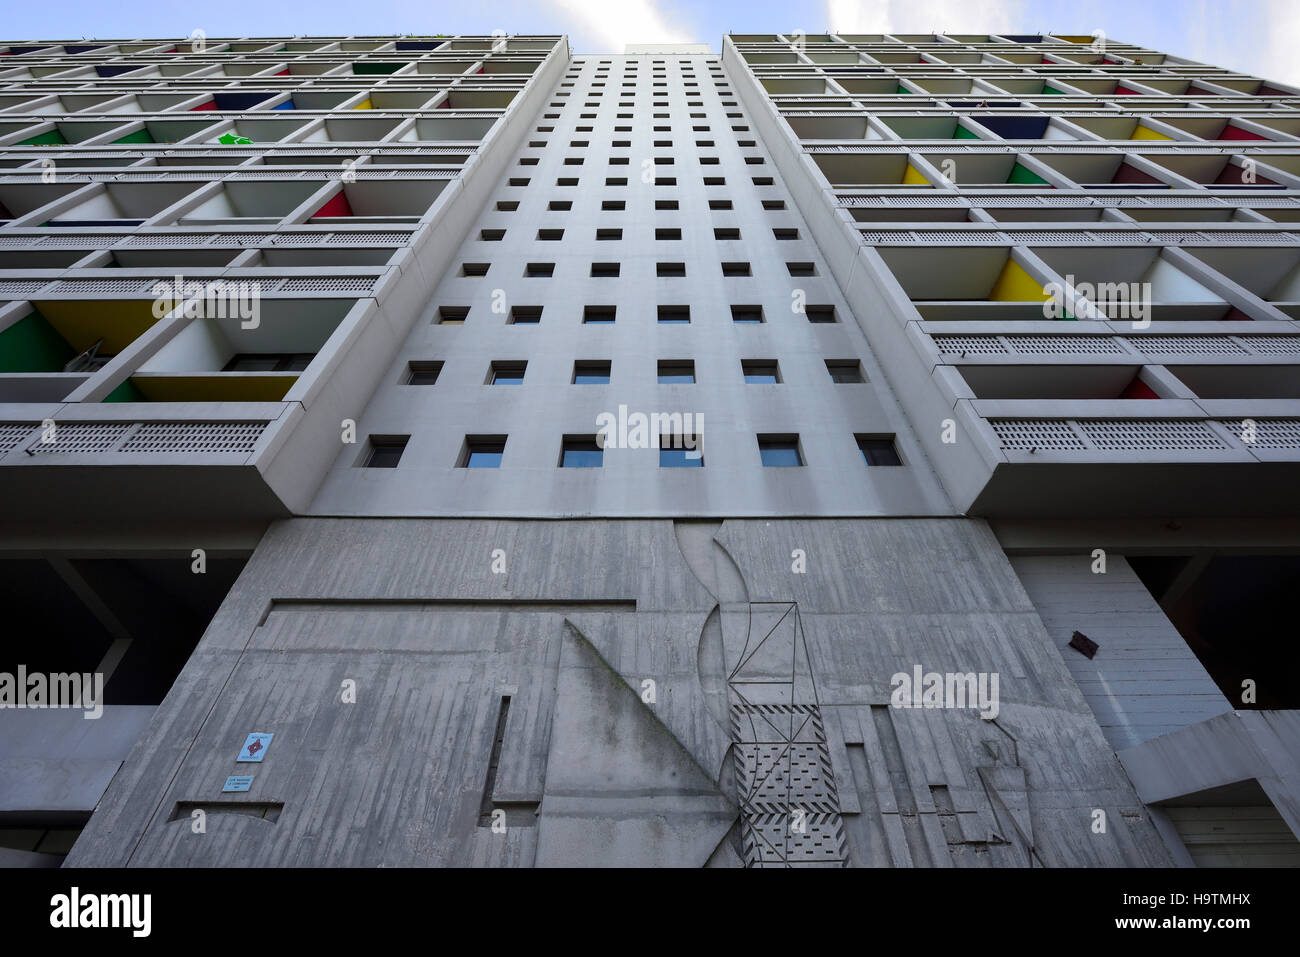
<box><xmin>1006</xmin><ymin>335</ymin><xmax>1126</xmax><ymax>354</ymax></box>
<box><xmin>0</xmin><ymin>424</ymin><xmax>35</xmax><ymax>455</ymax></box>
<box><xmin>120</xmin><ymin>421</ymin><xmax>265</xmax><ymax>454</ymax></box>
<box><xmin>991</xmin><ymin>419</ymin><xmax>1087</xmax><ymax>451</ymax></box>
<box><xmin>1238</xmin><ymin>336</ymin><xmax>1300</xmax><ymax>355</ymax></box>
<box><xmin>26</xmin><ymin>423</ymin><xmax>131</xmax><ymax>454</ymax></box>
<box><xmin>279</xmin><ymin>277</ymin><xmax>375</xmax><ymax>292</ymax></box>
<box><xmin>932</xmin><ymin>335</ymin><xmax>1009</xmax><ymax>355</ymax></box>
<box><xmin>1128</xmin><ymin>335</ymin><xmax>1248</xmax><ymax>355</ymax></box>
<box><xmin>1221</xmin><ymin>419</ymin><xmax>1300</xmax><ymax>449</ymax></box>
<box><xmin>1078</xmin><ymin>419</ymin><xmax>1227</xmax><ymax>451</ymax></box>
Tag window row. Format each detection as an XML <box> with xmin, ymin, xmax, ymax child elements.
<box><xmin>433</xmin><ymin>303</ymin><xmax>837</xmax><ymax>324</ymax></box>
<box><xmin>458</xmin><ymin>260</ymin><xmax>816</xmax><ymax>277</ymax></box>
<box><xmin>363</xmin><ymin>433</ymin><xmax>903</xmax><ymax>469</ymax></box>
<box><xmin>402</xmin><ymin>358</ymin><xmax>866</xmax><ymax>385</ymax></box>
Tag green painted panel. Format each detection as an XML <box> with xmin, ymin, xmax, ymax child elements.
<box><xmin>895</xmin><ymin>84</ymin><xmax>911</xmax><ymax>94</ymax></box>
<box><xmin>103</xmin><ymin>378</ymin><xmax>147</xmax><ymax>403</ymax></box>
<box><xmin>18</xmin><ymin>128</ymin><xmax>66</xmax><ymax>146</ymax></box>
<box><xmin>112</xmin><ymin>128</ymin><xmax>155</xmax><ymax>144</ymax></box>
<box><xmin>1008</xmin><ymin>162</ymin><xmax>1050</xmax><ymax>185</ymax></box>
<box><xmin>353</xmin><ymin>62</ymin><xmax>407</xmax><ymax>75</ymax></box>
<box><xmin>954</xmin><ymin>124</ymin><xmax>981</xmax><ymax>140</ymax></box>
<box><xmin>0</xmin><ymin>312</ymin><xmax>74</xmax><ymax>372</ymax></box>
<box><xmin>1042</xmin><ymin>86</ymin><xmax>1064</xmax><ymax>95</ymax></box>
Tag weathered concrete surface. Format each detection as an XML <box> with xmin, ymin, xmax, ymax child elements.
<box><xmin>66</xmin><ymin>517</ymin><xmax>1173</xmax><ymax>867</ymax></box>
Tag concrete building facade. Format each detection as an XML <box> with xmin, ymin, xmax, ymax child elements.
<box><xmin>0</xmin><ymin>31</ymin><xmax>1297</xmax><ymax>868</ymax></box>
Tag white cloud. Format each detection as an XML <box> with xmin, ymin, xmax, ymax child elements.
<box><xmin>549</xmin><ymin>0</ymin><xmax>694</xmax><ymax>51</ymax></box>
<box><xmin>826</xmin><ymin>0</ymin><xmax>1026</xmax><ymax>37</ymax></box>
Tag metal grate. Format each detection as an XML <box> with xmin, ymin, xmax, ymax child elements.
<box><xmin>1079</xmin><ymin>419</ymin><xmax>1227</xmax><ymax>451</ymax></box>
<box><xmin>932</xmin><ymin>335</ymin><xmax>1009</xmax><ymax>355</ymax></box>
<box><xmin>0</xmin><ymin>424</ymin><xmax>37</xmax><ymax>455</ymax></box>
<box><xmin>48</xmin><ymin>279</ymin><xmax>158</xmax><ymax>294</ymax></box>
<box><xmin>278</xmin><ymin>277</ymin><xmax>375</xmax><ymax>292</ymax></box>
<box><xmin>123</xmin><ymin>234</ymin><xmax>213</xmax><ymax>247</ymax></box>
<box><xmin>0</xmin><ymin>280</ymin><xmax>51</xmax><ymax>296</ymax></box>
<box><xmin>120</xmin><ymin>421</ymin><xmax>266</xmax><ymax>454</ymax></box>
<box><xmin>330</xmin><ymin>231</ymin><xmax>412</xmax><ymax>245</ymax></box>
<box><xmin>26</xmin><ymin>423</ymin><xmax>131</xmax><ymax>454</ymax></box>
<box><xmin>1007</xmin><ymin>335</ymin><xmax>1126</xmax><ymax>354</ymax></box>
<box><xmin>1222</xmin><ymin>419</ymin><xmax>1300</xmax><ymax>449</ymax></box>
<box><xmin>992</xmin><ymin>419</ymin><xmax>1087</xmax><ymax>451</ymax></box>
<box><xmin>1238</xmin><ymin>335</ymin><xmax>1300</xmax><ymax>356</ymax></box>
<box><xmin>1127</xmin><ymin>335</ymin><xmax>1248</xmax><ymax>355</ymax></box>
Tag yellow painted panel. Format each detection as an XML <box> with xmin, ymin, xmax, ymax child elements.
<box><xmin>352</xmin><ymin>98</ymin><xmax>373</xmax><ymax>110</ymax></box>
<box><xmin>902</xmin><ymin>162</ymin><xmax>930</xmax><ymax>185</ymax></box>
<box><xmin>1131</xmin><ymin>124</ymin><xmax>1173</xmax><ymax>140</ymax></box>
<box><xmin>989</xmin><ymin>259</ymin><xmax>1052</xmax><ymax>302</ymax></box>
<box><xmin>132</xmin><ymin>374</ymin><xmax>297</xmax><ymax>402</ymax></box>
<box><xmin>1055</xmin><ymin>35</ymin><xmax>1098</xmax><ymax>43</ymax></box>
<box><xmin>36</xmin><ymin>300</ymin><xmax>162</xmax><ymax>354</ymax></box>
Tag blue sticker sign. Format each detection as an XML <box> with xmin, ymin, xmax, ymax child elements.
<box><xmin>223</xmin><ymin>775</ymin><xmax>254</xmax><ymax>793</ymax></box>
<box><xmin>237</xmin><ymin>732</ymin><xmax>274</xmax><ymax>763</ymax></box>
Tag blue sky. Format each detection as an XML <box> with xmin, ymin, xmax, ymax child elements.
<box><xmin>6</xmin><ymin>0</ymin><xmax>1299</xmax><ymax>86</ymax></box>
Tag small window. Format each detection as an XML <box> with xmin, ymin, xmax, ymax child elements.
<box><xmin>753</xmin><ymin>177</ymin><xmax>774</xmax><ymax>186</ymax></box>
<box><xmin>437</xmin><ymin>306</ymin><xmax>468</xmax><ymax>325</ymax></box>
<box><xmin>703</xmin><ymin>177</ymin><xmax>725</xmax><ymax>186</ymax></box>
<box><xmin>488</xmin><ymin>361</ymin><xmax>527</xmax><ymax>385</ymax></box>
<box><xmin>480</xmin><ymin>229</ymin><xmax>505</xmax><ymax>241</ymax></box>
<box><xmin>654</xmin><ymin>176</ymin><xmax>677</xmax><ymax>186</ymax></box>
<box><xmin>405</xmin><ymin>361</ymin><xmax>442</xmax><ymax>385</ymax></box>
<box><xmin>744</xmin><ymin>157</ymin><xmax>765</xmax><ymax>166</ymax></box>
<box><xmin>805</xmin><ymin>305</ymin><xmax>837</xmax><ymax>324</ymax></box>
<box><xmin>826</xmin><ymin>360</ymin><xmax>864</xmax><ymax>383</ymax></box>
<box><xmin>731</xmin><ymin>305</ymin><xmax>763</xmax><ymax>324</ymax></box>
<box><xmin>721</xmin><ymin>262</ymin><xmax>751</xmax><ymax>277</ymax></box>
<box><xmin>497</xmin><ymin>200</ymin><xmax>520</xmax><ymax>210</ymax></box>
<box><xmin>656</xmin><ymin>228</ymin><xmax>682</xmax><ymax>240</ymax></box>
<box><xmin>657</xmin><ymin>305</ymin><xmax>690</xmax><ymax>324</ymax></box>
<box><xmin>655</xmin><ymin>199</ymin><xmax>680</xmax><ymax>210</ymax></box>
<box><xmin>610</xmin><ymin>156</ymin><xmax>630</xmax><ymax>165</ymax></box>
<box><xmin>787</xmin><ymin>262</ymin><xmax>816</xmax><ymax>277</ymax></box>
<box><xmin>658</xmin><ymin>360</ymin><xmax>695</xmax><ymax>384</ymax></box>
<box><xmin>461</xmin><ymin>262</ymin><xmax>489</xmax><ymax>277</ymax></box>
<box><xmin>574</xmin><ymin>361</ymin><xmax>611</xmax><ymax>384</ymax></box>
<box><xmin>519</xmin><ymin>158</ymin><xmax>539</xmax><ymax>167</ymax></box>
<box><xmin>709</xmin><ymin>199</ymin><xmax>733</xmax><ymax>210</ymax></box>
<box><xmin>549</xmin><ymin>200</ymin><xmax>573</xmax><ymax>211</ymax></box>
<box><xmin>762</xmin><ymin>199</ymin><xmax>785</xmax><ymax>210</ymax></box>
<box><xmin>509</xmin><ymin>306</ymin><xmax>543</xmax><ymax>324</ymax></box>
<box><xmin>602</xmin><ymin>200</ymin><xmax>626</xmax><ymax>211</ymax></box>
<box><xmin>773</xmin><ymin>228</ymin><xmax>799</xmax><ymax>240</ymax></box>
<box><xmin>657</xmin><ymin>262</ymin><xmax>686</xmax><ymax>277</ymax></box>
<box><xmin>524</xmin><ymin>262</ymin><xmax>555</xmax><ymax>277</ymax></box>
<box><xmin>461</xmin><ymin>437</ymin><xmax>506</xmax><ymax>469</ymax></box>
<box><xmin>560</xmin><ymin>436</ymin><xmax>604</xmax><ymax>468</ymax></box>
<box><xmin>591</xmin><ymin>262</ymin><xmax>621</xmax><ymax>277</ymax></box>
<box><xmin>758</xmin><ymin>436</ymin><xmax>803</xmax><ymax>468</ymax></box>
<box><xmin>660</xmin><ymin>434</ymin><xmax>703</xmax><ymax>468</ymax></box>
<box><xmin>556</xmin><ymin>177</ymin><xmax>579</xmax><ymax>187</ymax></box>
<box><xmin>596</xmin><ymin>228</ymin><xmax>623</xmax><ymax>240</ymax></box>
<box><xmin>538</xmin><ymin>229</ymin><xmax>565</xmax><ymax>241</ymax></box>
<box><xmin>606</xmin><ymin>176</ymin><xmax>628</xmax><ymax>186</ymax></box>
<box><xmin>507</xmin><ymin>178</ymin><xmax>529</xmax><ymax>187</ymax></box>
<box><xmin>714</xmin><ymin>227</ymin><xmax>740</xmax><ymax>240</ymax></box>
<box><xmin>742</xmin><ymin>360</ymin><xmax>780</xmax><ymax>384</ymax></box>
<box><xmin>857</xmin><ymin>436</ymin><xmax>903</xmax><ymax>467</ymax></box>
<box><xmin>364</xmin><ymin>436</ymin><xmax>408</xmax><ymax>469</ymax></box>
<box><xmin>583</xmin><ymin>305</ymin><xmax>616</xmax><ymax>324</ymax></box>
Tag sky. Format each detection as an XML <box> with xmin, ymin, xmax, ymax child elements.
<box><xmin>5</xmin><ymin>0</ymin><xmax>1300</xmax><ymax>87</ymax></box>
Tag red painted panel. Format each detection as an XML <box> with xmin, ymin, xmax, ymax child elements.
<box><xmin>190</xmin><ymin>99</ymin><xmax>216</xmax><ymax>111</ymax></box>
<box><xmin>1120</xmin><ymin>378</ymin><xmax>1159</xmax><ymax>399</ymax></box>
<box><xmin>275</xmin><ymin>69</ymin><xmax>290</xmax><ymax>76</ymax></box>
<box><xmin>1221</xmin><ymin>124</ymin><xmax>1268</xmax><ymax>141</ymax></box>
<box><xmin>1215</xmin><ymin>164</ymin><xmax>1278</xmax><ymax>186</ymax></box>
<box><xmin>1115</xmin><ymin>85</ymin><xmax>1141</xmax><ymax>95</ymax></box>
<box><xmin>1113</xmin><ymin>163</ymin><xmax>1163</xmax><ymax>185</ymax></box>
<box><xmin>1224</xmin><ymin>307</ymin><xmax>1253</xmax><ymax>322</ymax></box>
<box><xmin>312</xmin><ymin>190</ymin><xmax>354</xmax><ymax>218</ymax></box>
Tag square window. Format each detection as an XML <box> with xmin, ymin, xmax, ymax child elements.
<box><xmin>744</xmin><ymin>157</ymin><xmax>765</xmax><ymax>166</ymax></box>
<box><xmin>557</xmin><ymin>177</ymin><xmax>579</xmax><ymax>186</ymax></box>
<box><xmin>657</xmin><ymin>262</ymin><xmax>686</xmax><ymax>277</ymax></box>
<box><xmin>606</xmin><ymin>176</ymin><xmax>628</xmax><ymax>186</ymax></box>
<box><xmin>654</xmin><ymin>176</ymin><xmax>677</xmax><ymax>186</ymax></box>
<box><xmin>363</xmin><ymin>436</ymin><xmax>408</xmax><ymax>468</ymax></box>
<box><xmin>753</xmin><ymin>176</ymin><xmax>774</xmax><ymax>186</ymax></box>
<box><xmin>773</xmin><ymin>228</ymin><xmax>799</xmax><ymax>240</ymax></box>
<box><xmin>656</xmin><ymin>228</ymin><xmax>682</xmax><ymax>240</ymax></box>
<box><xmin>731</xmin><ymin>305</ymin><xmax>763</xmax><ymax>324</ymax></box>
<box><xmin>657</xmin><ymin>305</ymin><xmax>690</xmax><ymax>323</ymax></box>
<box><xmin>564</xmin><ymin>157</ymin><xmax>584</xmax><ymax>166</ymax></box>
<box><xmin>703</xmin><ymin>176</ymin><xmax>725</xmax><ymax>186</ymax></box>
<box><xmin>806</xmin><ymin>305</ymin><xmax>837</xmax><ymax>323</ymax></box>
<box><xmin>858</xmin><ymin>435</ymin><xmax>903</xmax><ymax>467</ymax></box>
<box><xmin>591</xmin><ymin>262</ymin><xmax>621</xmax><ymax>277</ymax></box>
<box><xmin>658</xmin><ymin>360</ymin><xmax>695</xmax><ymax>384</ymax></box>
<box><xmin>509</xmin><ymin>306</ymin><xmax>542</xmax><ymax>324</ymax></box>
<box><xmin>721</xmin><ymin>262</ymin><xmax>751</xmax><ymax>276</ymax></box>
<box><xmin>461</xmin><ymin>262</ymin><xmax>489</xmax><ymax>277</ymax></box>
<box><xmin>742</xmin><ymin>360</ymin><xmax>780</xmax><ymax>384</ymax></box>
<box><xmin>714</xmin><ymin>227</ymin><xmax>740</xmax><ymax>240</ymax></box>
<box><xmin>497</xmin><ymin>200</ymin><xmax>519</xmax><ymax>211</ymax></box>
<box><xmin>787</xmin><ymin>262</ymin><xmax>816</xmax><ymax>277</ymax></box>
<box><xmin>549</xmin><ymin>200</ymin><xmax>573</xmax><ymax>211</ymax></box>
<box><xmin>437</xmin><ymin>306</ymin><xmax>468</xmax><ymax>324</ymax></box>
<box><xmin>602</xmin><ymin>200</ymin><xmax>626</xmax><ymax>211</ymax></box>
<box><xmin>538</xmin><ymin>228</ymin><xmax>564</xmax><ymax>241</ymax></box>
<box><xmin>525</xmin><ymin>262</ymin><xmax>555</xmax><ymax>277</ymax></box>
<box><xmin>596</xmin><ymin>228</ymin><xmax>623</xmax><ymax>240</ymax></box>
<box><xmin>659</xmin><ymin>435</ymin><xmax>704</xmax><ymax>468</ymax></box>
<box><xmin>826</xmin><ymin>360</ymin><xmax>864</xmax><ymax>383</ymax></box>
<box><xmin>561</xmin><ymin>436</ymin><xmax>604</xmax><ymax>468</ymax></box>
<box><xmin>655</xmin><ymin>199</ymin><xmax>680</xmax><ymax>210</ymax></box>
<box><xmin>519</xmin><ymin>158</ymin><xmax>539</xmax><ymax>167</ymax></box>
<box><xmin>762</xmin><ymin>199</ymin><xmax>785</xmax><ymax>210</ymax></box>
<box><xmin>461</xmin><ymin>436</ymin><xmax>506</xmax><ymax>469</ymax></box>
<box><xmin>758</xmin><ymin>436</ymin><xmax>803</xmax><ymax>467</ymax></box>
<box><xmin>574</xmin><ymin>361</ymin><xmax>611</xmax><ymax>384</ymax></box>
<box><xmin>709</xmin><ymin>199</ymin><xmax>733</xmax><ymax>210</ymax></box>
<box><xmin>489</xmin><ymin>361</ymin><xmax>527</xmax><ymax>385</ymax></box>
<box><xmin>609</xmin><ymin>157</ymin><xmax>629</xmax><ymax>165</ymax></box>
<box><xmin>480</xmin><ymin>229</ymin><xmax>505</xmax><ymax>241</ymax></box>
<box><xmin>405</xmin><ymin>360</ymin><xmax>442</xmax><ymax>385</ymax></box>
<box><xmin>583</xmin><ymin>305</ymin><xmax>616</xmax><ymax>324</ymax></box>
<box><xmin>508</xmin><ymin>178</ymin><xmax>530</xmax><ymax>187</ymax></box>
